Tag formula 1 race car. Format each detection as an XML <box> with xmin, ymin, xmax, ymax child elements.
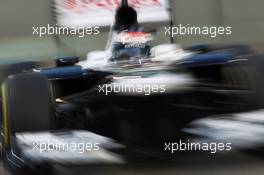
<box><xmin>1</xmin><ymin>0</ymin><xmax>264</xmax><ymax>174</ymax></box>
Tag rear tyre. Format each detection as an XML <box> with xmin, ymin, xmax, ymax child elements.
<box><xmin>221</xmin><ymin>54</ymin><xmax>264</xmax><ymax>109</ymax></box>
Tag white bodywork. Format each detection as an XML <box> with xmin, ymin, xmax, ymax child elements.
<box><xmin>78</xmin><ymin>44</ymin><xmax>194</xmax><ymax>69</ymax></box>
<box><xmin>184</xmin><ymin>110</ymin><xmax>264</xmax><ymax>150</ymax></box>
<box><xmin>16</xmin><ymin>130</ymin><xmax>125</xmax><ymax>164</ymax></box>
<box><xmin>111</xmin><ymin>73</ymin><xmax>194</xmax><ymax>96</ymax></box>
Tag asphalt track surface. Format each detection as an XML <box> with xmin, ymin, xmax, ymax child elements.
<box><xmin>1</xmin><ymin>111</ymin><xmax>264</xmax><ymax>175</ymax></box>
<box><xmin>1</xmin><ymin>149</ymin><xmax>264</xmax><ymax>175</ymax></box>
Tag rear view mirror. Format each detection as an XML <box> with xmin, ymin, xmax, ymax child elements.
<box><xmin>56</xmin><ymin>56</ymin><xmax>79</xmax><ymax>67</ymax></box>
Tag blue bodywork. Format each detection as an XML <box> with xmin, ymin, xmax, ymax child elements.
<box><xmin>38</xmin><ymin>66</ymin><xmax>88</xmax><ymax>79</ymax></box>
<box><xmin>180</xmin><ymin>52</ymin><xmax>233</xmax><ymax>67</ymax></box>
<box><xmin>37</xmin><ymin>45</ymin><xmax>247</xmax><ymax>79</ymax></box>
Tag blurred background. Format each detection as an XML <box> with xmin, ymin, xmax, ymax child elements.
<box><xmin>1</xmin><ymin>1</ymin><xmax>264</xmax><ymax>175</ymax></box>
<box><xmin>0</xmin><ymin>0</ymin><xmax>263</xmax><ymax>63</ymax></box>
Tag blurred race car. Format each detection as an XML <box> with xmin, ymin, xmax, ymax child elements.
<box><xmin>1</xmin><ymin>0</ymin><xmax>264</xmax><ymax>174</ymax></box>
